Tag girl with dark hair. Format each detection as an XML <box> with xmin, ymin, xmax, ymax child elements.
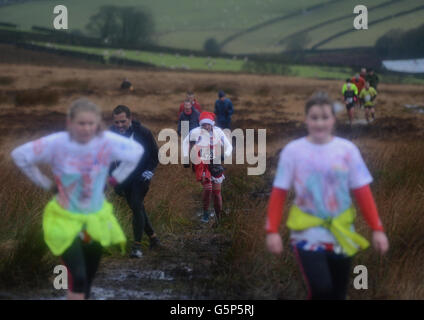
<box><xmin>266</xmin><ymin>92</ymin><xmax>389</xmax><ymax>299</ymax></box>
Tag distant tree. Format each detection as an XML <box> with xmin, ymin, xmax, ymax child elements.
<box><xmin>204</xmin><ymin>38</ymin><xmax>221</xmax><ymax>54</ymax></box>
<box><xmin>285</xmin><ymin>32</ymin><xmax>310</xmax><ymax>62</ymax></box>
<box><xmin>86</xmin><ymin>6</ymin><xmax>154</xmax><ymax>46</ymax></box>
<box><xmin>286</xmin><ymin>32</ymin><xmax>310</xmax><ymax>52</ymax></box>
<box><xmin>375</xmin><ymin>28</ymin><xmax>403</xmax><ymax>58</ymax></box>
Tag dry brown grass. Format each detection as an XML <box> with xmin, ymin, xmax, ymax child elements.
<box><xmin>15</xmin><ymin>88</ymin><xmax>60</xmax><ymax>107</ymax></box>
<box><xmin>0</xmin><ymin>63</ymin><xmax>423</xmax><ymax>298</ymax></box>
<box><xmin>0</xmin><ymin>76</ymin><xmax>14</xmax><ymax>86</ymax></box>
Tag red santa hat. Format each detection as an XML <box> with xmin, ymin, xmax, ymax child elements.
<box><xmin>199</xmin><ymin>112</ymin><xmax>215</xmax><ymax>126</ymax></box>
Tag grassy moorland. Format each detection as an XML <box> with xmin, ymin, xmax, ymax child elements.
<box><xmin>0</xmin><ymin>60</ymin><xmax>423</xmax><ymax>299</ymax></box>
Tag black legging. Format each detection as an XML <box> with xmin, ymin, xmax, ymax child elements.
<box><xmin>61</xmin><ymin>236</ymin><xmax>102</xmax><ymax>298</ymax></box>
<box><xmin>293</xmin><ymin>246</ymin><xmax>352</xmax><ymax>300</ymax></box>
<box><xmin>122</xmin><ymin>179</ymin><xmax>154</xmax><ymax>243</ymax></box>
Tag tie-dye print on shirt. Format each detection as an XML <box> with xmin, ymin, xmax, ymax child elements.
<box><xmin>14</xmin><ymin>131</ymin><xmax>143</xmax><ymax>214</ymax></box>
<box><xmin>273</xmin><ymin>137</ymin><xmax>373</xmax><ymax>252</ymax></box>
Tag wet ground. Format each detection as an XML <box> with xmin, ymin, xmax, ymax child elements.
<box><xmin>1</xmin><ymin>57</ymin><xmax>424</xmax><ymax>300</ymax></box>
<box><xmin>4</xmin><ymin>210</ymin><xmax>229</xmax><ymax>300</ymax></box>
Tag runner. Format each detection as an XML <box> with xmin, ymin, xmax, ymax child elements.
<box><xmin>10</xmin><ymin>98</ymin><xmax>144</xmax><ymax>300</ymax></box>
<box><xmin>178</xmin><ymin>91</ymin><xmax>202</xmax><ymax>117</ymax></box>
<box><xmin>360</xmin><ymin>68</ymin><xmax>367</xmax><ymax>80</ymax></box>
<box><xmin>110</xmin><ymin>105</ymin><xmax>160</xmax><ymax>258</ymax></box>
<box><xmin>214</xmin><ymin>90</ymin><xmax>234</xmax><ymax>130</ymax></box>
<box><xmin>351</xmin><ymin>73</ymin><xmax>365</xmax><ymax>108</ymax></box>
<box><xmin>182</xmin><ymin>112</ymin><xmax>233</xmax><ymax>225</ymax></box>
<box><xmin>366</xmin><ymin>68</ymin><xmax>380</xmax><ymax>90</ymax></box>
<box><xmin>120</xmin><ymin>78</ymin><xmax>134</xmax><ymax>92</ymax></box>
<box><xmin>178</xmin><ymin>99</ymin><xmax>200</xmax><ymax>173</ymax></box>
<box><xmin>359</xmin><ymin>82</ymin><xmax>378</xmax><ymax>123</ymax></box>
<box><xmin>178</xmin><ymin>99</ymin><xmax>200</xmax><ymax>137</ymax></box>
<box><xmin>352</xmin><ymin>72</ymin><xmax>367</xmax><ymax>109</ymax></box>
<box><xmin>265</xmin><ymin>92</ymin><xmax>389</xmax><ymax>300</ymax></box>
<box><xmin>342</xmin><ymin>79</ymin><xmax>358</xmax><ymax>126</ymax></box>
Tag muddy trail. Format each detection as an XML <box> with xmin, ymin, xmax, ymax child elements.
<box><xmin>1</xmin><ymin>61</ymin><xmax>424</xmax><ymax>300</ymax></box>
<box><xmin>3</xmin><ymin>207</ymin><xmax>230</xmax><ymax>300</ymax></box>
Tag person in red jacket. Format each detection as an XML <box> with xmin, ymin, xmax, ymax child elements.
<box><xmin>351</xmin><ymin>73</ymin><xmax>365</xmax><ymax>94</ymax></box>
<box><xmin>351</xmin><ymin>73</ymin><xmax>366</xmax><ymax>108</ymax></box>
<box><xmin>266</xmin><ymin>91</ymin><xmax>389</xmax><ymax>300</ymax></box>
<box><xmin>178</xmin><ymin>91</ymin><xmax>202</xmax><ymax>116</ymax></box>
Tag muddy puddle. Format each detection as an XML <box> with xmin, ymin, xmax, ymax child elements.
<box><xmin>405</xmin><ymin>104</ymin><xmax>424</xmax><ymax>114</ymax></box>
<box><xmin>4</xmin><ymin>212</ymin><xmax>229</xmax><ymax>300</ymax></box>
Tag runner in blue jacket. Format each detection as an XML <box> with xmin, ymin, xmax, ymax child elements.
<box><xmin>214</xmin><ymin>90</ymin><xmax>234</xmax><ymax>130</ymax></box>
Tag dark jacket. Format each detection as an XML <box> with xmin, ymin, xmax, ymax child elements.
<box><xmin>178</xmin><ymin>107</ymin><xmax>200</xmax><ymax>136</ymax></box>
<box><xmin>366</xmin><ymin>73</ymin><xmax>379</xmax><ymax>90</ymax></box>
<box><xmin>214</xmin><ymin>98</ymin><xmax>234</xmax><ymax>128</ymax></box>
<box><xmin>110</xmin><ymin>120</ymin><xmax>159</xmax><ymax>182</ymax></box>
<box><xmin>121</xmin><ymin>80</ymin><xmax>132</xmax><ymax>89</ymax></box>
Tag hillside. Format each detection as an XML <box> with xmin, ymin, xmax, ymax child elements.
<box><xmin>0</xmin><ymin>0</ymin><xmax>423</xmax><ymax>54</ymax></box>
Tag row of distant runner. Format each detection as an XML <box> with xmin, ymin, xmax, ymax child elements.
<box><xmin>120</xmin><ymin>76</ymin><xmax>235</xmax><ymax>134</ymax></box>
<box><xmin>342</xmin><ymin>67</ymin><xmax>379</xmax><ymax>125</ymax></box>
<box><xmin>121</xmin><ymin>67</ymin><xmax>380</xmax><ymax>131</ymax></box>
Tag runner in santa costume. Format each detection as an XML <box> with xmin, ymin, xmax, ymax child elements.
<box><xmin>183</xmin><ymin>112</ymin><xmax>233</xmax><ymax>224</ymax></box>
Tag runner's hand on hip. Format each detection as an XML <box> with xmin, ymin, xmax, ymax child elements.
<box><xmin>108</xmin><ymin>176</ymin><xmax>118</xmax><ymax>187</ymax></box>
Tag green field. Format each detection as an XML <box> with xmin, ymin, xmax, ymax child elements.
<box><xmin>319</xmin><ymin>4</ymin><xmax>424</xmax><ymax>49</ymax></box>
<box><xmin>26</xmin><ymin>41</ymin><xmax>424</xmax><ymax>85</ymax></box>
<box><xmin>31</xmin><ymin>41</ymin><xmax>360</xmax><ymax>79</ymax></box>
<box><xmin>0</xmin><ymin>0</ymin><xmax>323</xmax><ymax>52</ymax></box>
<box><xmin>222</xmin><ymin>0</ymin><xmax>385</xmax><ymax>54</ymax></box>
<box><xmin>1</xmin><ymin>0</ymin><xmax>422</xmax><ymax>54</ymax></box>
<box><xmin>222</xmin><ymin>0</ymin><xmax>424</xmax><ymax>53</ymax></box>
<box><xmin>33</xmin><ymin>42</ymin><xmax>245</xmax><ymax>72</ymax></box>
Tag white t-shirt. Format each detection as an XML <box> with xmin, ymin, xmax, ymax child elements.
<box><xmin>11</xmin><ymin>131</ymin><xmax>144</xmax><ymax>213</ymax></box>
<box><xmin>273</xmin><ymin>137</ymin><xmax>373</xmax><ymax>252</ymax></box>
<box><xmin>182</xmin><ymin>126</ymin><xmax>233</xmax><ymax>163</ymax></box>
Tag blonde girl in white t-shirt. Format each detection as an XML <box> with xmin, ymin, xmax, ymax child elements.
<box><xmin>265</xmin><ymin>91</ymin><xmax>389</xmax><ymax>300</ymax></box>
<box><xmin>11</xmin><ymin>98</ymin><xmax>144</xmax><ymax>300</ymax></box>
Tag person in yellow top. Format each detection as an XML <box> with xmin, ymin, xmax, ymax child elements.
<box><xmin>341</xmin><ymin>79</ymin><xmax>358</xmax><ymax>126</ymax></box>
<box><xmin>359</xmin><ymin>81</ymin><xmax>378</xmax><ymax>123</ymax></box>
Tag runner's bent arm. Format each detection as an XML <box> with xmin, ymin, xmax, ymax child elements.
<box><xmin>371</xmin><ymin>88</ymin><xmax>378</xmax><ymax>101</ymax></box>
<box><xmin>220</xmin><ymin>130</ymin><xmax>233</xmax><ymax>158</ymax></box>
<box><xmin>265</xmin><ymin>145</ymin><xmax>295</xmax><ymax>233</ymax></box>
<box><xmin>107</xmin><ymin>132</ymin><xmax>144</xmax><ymax>184</ymax></box>
<box><xmin>346</xmin><ymin>143</ymin><xmax>382</xmax><ymax>231</ymax></box>
<box><xmin>266</xmin><ymin>187</ymin><xmax>288</xmax><ymax>233</ymax></box>
<box><xmin>227</xmin><ymin>100</ymin><xmax>234</xmax><ymax>116</ymax></box>
<box><xmin>352</xmin><ymin>185</ymin><xmax>384</xmax><ymax>231</ymax></box>
<box><xmin>11</xmin><ymin>134</ymin><xmax>58</xmax><ymax>190</ymax></box>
